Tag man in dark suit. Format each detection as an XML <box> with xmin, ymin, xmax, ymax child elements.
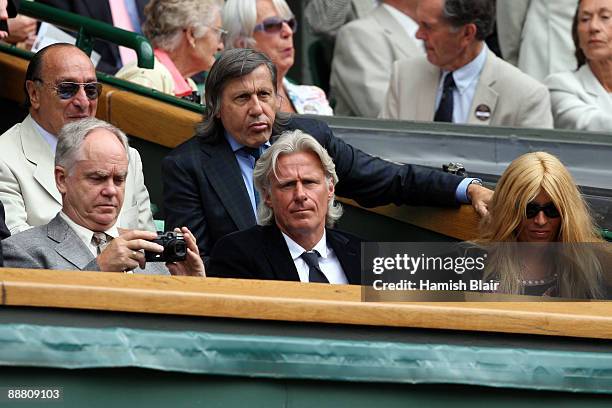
<box><xmin>209</xmin><ymin>130</ymin><xmax>361</xmax><ymax>284</ymax></box>
<box><xmin>37</xmin><ymin>0</ymin><xmax>149</xmax><ymax>74</ymax></box>
<box><xmin>162</xmin><ymin>49</ymin><xmax>492</xmax><ymax>264</ymax></box>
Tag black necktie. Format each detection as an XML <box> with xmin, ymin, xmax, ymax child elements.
<box><xmin>241</xmin><ymin>146</ymin><xmax>261</xmax><ymax>208</ymax></box>
<box><xmin>301</xmin><ymin>251</ymin><xmax>329</xmax><ymax>283</ymax></box>
<box><xmin>434</xmin><ymin>72</ymin><xmax>455</xmax><ymax>123</ymax></box>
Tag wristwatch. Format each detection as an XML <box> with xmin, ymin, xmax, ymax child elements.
<box><xmin>469</xmin><ymin>179</ymin><xmax>483</xmax><ymax>187</ymax></box>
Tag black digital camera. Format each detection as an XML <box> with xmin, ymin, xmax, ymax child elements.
<box><xmin>144</xmin><ymin>231</ymin><xmax>187</xmax><ymax>262</ymax></box>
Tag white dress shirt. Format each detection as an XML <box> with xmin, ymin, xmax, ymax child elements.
<box><xmin>434</xmin><ymin>44</ymin><xmax>488</xmax><ymax>124</ymax></box>
<box><xmin>281</xmin><ymin>230</ymin><xmax>348</xmax><ymax>284</ymax></box>
<box><xmin>31</xmin><ymin>118</ymin><xmax>58</xmax><ymax>153</ymax></box>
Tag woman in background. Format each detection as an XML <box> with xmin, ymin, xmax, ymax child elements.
<box><xmin>223</xmin><ymin>0</ymin><xmax>333</xmax><ymax>115</ymax></box>
<box><xmin>478</xmin><ymin>152</ymin><xmax>607</xmax><ymax>298</ymax></box>
<box><xmin>117</xmin><ymin>0</ymin><xmax>224</xmax><ymax>102</ymax></box>
<box><xmin>545</xmin><ymin>0</ymin><xmax>612</xmax><ymax>131</ymax></box>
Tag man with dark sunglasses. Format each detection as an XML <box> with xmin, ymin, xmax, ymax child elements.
<box><xmin>0</xmin><ymin>43</ymin><xmax>155</xmax><ymax>235</ymax></box>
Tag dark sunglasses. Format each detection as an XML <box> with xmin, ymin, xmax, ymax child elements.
<box><xmin>253</xmin><ymin>16</ymin><xmax>297</xmax><ymax>34</ymax></box>
<box><xmin>35</xmin><ymin>79</ymin><xmax>102</xmax><ymax>100</ymax></box>
<box><xmin>525</xmin><ymin>202</ymin><xmax>561</xmax><ymax>219</ymax></box>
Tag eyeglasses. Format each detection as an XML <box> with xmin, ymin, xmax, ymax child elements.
<box><xmin>34</xmin><ymin>79</ymin><xmax>102</xmax><ymax>100</ymax></box>
<box><xmin>525</xmin><ymin>202</ymin><xmax>561</xmax><ymax>219</ymax></box>
<box><xmin>253</xmin><ymin>16</ymin><xmax>297</xmax><ymax>34</ymax></box>
<box><xmin>207</xmin><ymin>25</ymin><xmax>228</xmax><ymax>42</ymax></box>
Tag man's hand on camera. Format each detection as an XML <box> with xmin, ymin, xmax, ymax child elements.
<box><xmin>166</xmin><ymin>227</ymin><xmax>206</xmax><ymax>277</ymax></box>
<box><xmin>97</xmin><ymin>229</ymin><xmax>162</xmax><ymax>272</ymax></box>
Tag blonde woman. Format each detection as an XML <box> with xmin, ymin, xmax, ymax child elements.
<box><xmin>478</xmin><ymin>152</ymin><xmax>607</xmax><ymax>298</ymax></box>
<box><xmin>116</xmin><ymin>0</ymin><xmax>225</xmax><ymax>101</ymax></box>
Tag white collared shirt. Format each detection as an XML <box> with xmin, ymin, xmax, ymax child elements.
<box><xmin>434</xmin><ymin>44</ymin><xmax>488</xmax><ymax>123</ymax></box>
<box><xmin>31</xmin><ymin>116</ymin><xmax>58</xmax><ymax>153</ymax></box>
<box><xmin>281</xmin><ymin>230</ymin><xmax>348</xmax><ymax>284</ymax></box>
<box><xmin>381</xmin><ymin>3</ymin><xmax>423</xmax><ymax>50</ymax></box>
<box><xmin>59</xmin><ymin>211</ymin><xmax>120</xmax><ymax>257</ymax></box>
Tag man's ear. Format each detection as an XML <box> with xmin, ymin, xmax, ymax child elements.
<box><xmin>55</xmin><ymin>166</ymin><xmax>68</xmax><ymax>195</ymax></box>
<box><xmin>463</xmin><ymin>23</ymin><xmax>478</xmax><ymax>44</ymax></box>
<box><xmin>327</xmin><ymin>178</ymin><xmax>335</xmax><ymax>201</ymax></box>
<box><xmin>263</xmin><ymin>189</ymin><xmax>273</xmax><ymax>208</ymax></box>
<box><xmin>26</xmin><ymin>80</ymin><xmax>41</xmax><ymax>110</ymax></box>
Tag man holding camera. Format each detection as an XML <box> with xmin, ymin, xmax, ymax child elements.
<box><xmin>3</xmin><ymin>118</ymin><xmax>204</xmax><ymax>276</ymax></box>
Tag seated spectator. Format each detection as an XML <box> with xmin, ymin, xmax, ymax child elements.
<box><xmin>209</xmin><ymin>129</ymin><xmax>361</xmax><ymax>283</ymax></box>
<box><xmin>479</xmin><ymin>152</ymin><xmax>607</xmax><ymax>298</ymax></box>
<box><xmin>380</xmin><ymin>0</ymin><xmax>553</xmax><ymax>128</ymax></box>
<box><xmin>545</xmin><ymin>0</ymin><xmax>612</xmax><ymax>132</ymax></box>
<box><xmin>497</xmin><ymin>0</ymin><xmax>578</xmax><ymax>83</ymax></box>
<box><xmin>162</xmin><ymin>48</ymin><xmax>492</xmax><ymax>264</ymax></box>
<box><xmin>0</xmin><ymin>44</ymin><xmax>155</xmax><ymax>234</ymax></box>
<box><xmin>116</xmin><ymin>0</ymin><xmax>224</xmax><ymax>102</ymax></box>
<box><xmin>330</xmin><ymin>0</ymin><xmax>423</xmax><ymax>117</ymax></box>
<box><xmin>223</xmin><ymin>0</ymin><xmax>333</xmax><ymax>115</ymax></box>
<box><xmin>3</xmin><ymin>118</ymin><xmax>204</xmax><ymax>276</ymax></box>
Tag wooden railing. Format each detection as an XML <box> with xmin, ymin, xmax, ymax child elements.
<box><xmin>1</xmin><ymin>268</ymin><xmax>612</xmax><ymax>340</ymax></box>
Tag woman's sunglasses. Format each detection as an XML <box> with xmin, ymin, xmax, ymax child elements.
<box><xmin>35</xmin><ymin>79</ymin><xmax>102</xmax><ymax>100</ymax></box>
<box><xmin>253</xmin><ymin>16</ymin><xmax>298</xmax><ymax>34</ymax></box>
<box><xmin>525</xmin><ymin>202</ymin><xmax>561</xmax><ymax>219</ymax></box>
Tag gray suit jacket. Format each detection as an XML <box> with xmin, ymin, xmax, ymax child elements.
<box><xmin>380</xmin><ymin>48</ymin><xmax>554</xmax><ymax>128</ymax></box>
<box><xmin>545</xmin><ymin>64</ymin><xmax>612</xmax><ymax>132</ymax></box>
<box><xmin>2</xmin><ymin>214</ymin><xmax>168</xmax><ymax>275</ymax></box>
<box><xmin>0</xmin><ymin>115</ymin><xmax>155</xmax><ymax>234</ymax></box>
<box><xmin>330</xmin><ymin>4</ymin><xmax>423</xmax><ymax>117</ymax></box>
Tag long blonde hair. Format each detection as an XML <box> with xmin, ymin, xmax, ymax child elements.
<box><xmin>480</xmin><ymin>152</ymin><xmax>605</xmax><ymax>298</ymax></box>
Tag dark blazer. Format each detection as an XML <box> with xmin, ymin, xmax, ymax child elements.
<box><xmin>162</xmin><ymin>116</ymin><xmax>463</xmax><ymax>262</ymax></box>
<box><xmin>37</xmin><ymin>0</ymin><xmax>149</xmax><ymax>74</ymax></box>
<box><xmin>0</xmin><ymin>201</ymin><xmax>10</xmax><ymax>266</ymax></box>
<box><xmin>209</xmin><ymin>224</ymin><xmax>362</xmax><ymax>284</ymax></box>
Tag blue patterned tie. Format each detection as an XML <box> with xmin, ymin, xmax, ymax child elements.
<box><xmin>242</xmin><ymin>146</ymin><xmax>261</xmax><ymax>208</ymax></box>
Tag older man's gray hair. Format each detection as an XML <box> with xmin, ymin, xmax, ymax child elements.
<box><xmin>443</xmin><ymin>0</ymin><xmax>495</xmax><ymax>40</ymax></box>
<box><xmin>254</xmin><ymin>129</ymin><xmax>343</xmax><ymax>227</ymax></box>
<box><xmin>56</xmin><ymin>117</ymin><xmax>129</xmax><ymax>173</ymax></box>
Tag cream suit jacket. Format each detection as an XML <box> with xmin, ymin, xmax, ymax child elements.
<box><xmin>0</xmin><ymin>115</ymin><xmax>155</xmax><ymax>234</ymax></box>
<box><xmin>545</xmin><ymin>64</ymin><xmax>612</xmax><ymax>131</ymax></box>
<box><xmin>330</xmin><ymin>4</ymin><xmax>422</xmax><ymax>117</ymax></box>
<box><xmin>496</xmin><ymin>0</ymin><xmax>577</xmax><ymax>82</ymax></box>
<box><xmin>380</xmin><ymin>48</ymin><xmax>554</xmax><ymax>128</ymax></box>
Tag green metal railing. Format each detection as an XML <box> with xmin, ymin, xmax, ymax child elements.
<box><xmin>19</xmin><ymin>0</ymin><xmax>153</xmax><ymax>69</ymax></box>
